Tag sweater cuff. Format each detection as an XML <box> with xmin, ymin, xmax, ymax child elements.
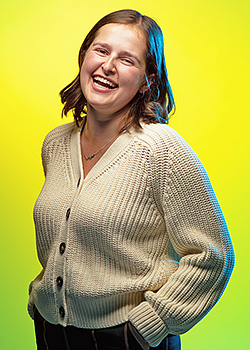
<box><xmin>128</xmin><ymin>301</ymin><xmax>169</xmax><ymax>347</ymax></box>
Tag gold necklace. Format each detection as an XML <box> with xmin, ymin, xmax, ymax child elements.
<box><xmin>82</xmin><ymin>131</ymin><xmax>120</xmax><ymax>161</ymax></box>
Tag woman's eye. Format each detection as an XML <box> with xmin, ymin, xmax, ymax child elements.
<box><xmin>96</xmin><ymin>48</ymin><xmax>107</xmax><ymax>55</ymax></box>
<box><xmin>122</xmin><ymin>58</ymin><xmax>133</xmax><ymax>65</ymax></box>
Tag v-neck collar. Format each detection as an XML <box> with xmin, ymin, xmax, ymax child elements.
<box><xmin>70</xmin><ymin>122</ymin><xmax>135</xmax><ymax>183</ymax></box>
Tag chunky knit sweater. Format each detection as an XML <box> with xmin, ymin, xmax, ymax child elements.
<box><xmin>29</xmin><ymin>122</ymin><xmax>234</xmax><ymax>347</ymax></box>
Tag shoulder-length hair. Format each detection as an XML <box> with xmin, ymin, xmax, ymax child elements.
<box><xmin>60</xmin><ymin>9</ymin><xmax>175</xmax><ymax>131</ymax></box>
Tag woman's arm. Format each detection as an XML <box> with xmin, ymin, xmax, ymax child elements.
<box><xmin>128</xmin><ymin>126</ymin><xmax>235</xmax><ymax>347</ymax></box>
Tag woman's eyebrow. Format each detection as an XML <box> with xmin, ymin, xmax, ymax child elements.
<box><xmin>92</xmin><ymin>41</ymin><xmax>109</xmax><ymax>49</ymax></box>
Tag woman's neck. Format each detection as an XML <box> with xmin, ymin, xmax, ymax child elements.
<box><xmin>81</xmin><ymin>107</ymin><xmax>126</xmax><ymax>178</ymax></box>
<box><xmin>84</xmin><ymin>105</ymin><xmax>127</xmax><ymax>145</ymax></box>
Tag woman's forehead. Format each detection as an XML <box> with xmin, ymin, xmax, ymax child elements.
<box><xmin>94</xmin><ymin>23</ymin><xmax>146</xmax><ymax>45</ymax></box>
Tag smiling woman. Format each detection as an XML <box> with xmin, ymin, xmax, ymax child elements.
<box><xmin>60</xmin><ymin>10</ymin><xmax>175</xmax><ymax>130</ymax></box>
<box><xmin>79</xmin><ymin>24</ymin><xmax>147</xmax><ymax>127</ymax></box>
<box><xmin>27</xmin><ymin>9</ymin><xmax>234</xmax><ymax>350</ymax></box>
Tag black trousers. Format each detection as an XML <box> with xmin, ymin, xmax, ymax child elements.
<box><xmin>34</xmin><ymin>310</ymin><xmax>181</xmax><ymax>350</ymax></box>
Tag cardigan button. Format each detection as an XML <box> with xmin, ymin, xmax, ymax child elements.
<box><xmin>59</xmin><ymin>306</ymin><xmax>65</xmax><ymax>319</ymax></box>
<box><xmin>56</xmin><ymin>277</ymin><xmax>63</xmax><ymax>288</ymax></box>
<box><xmin>77</xmin><ymin>178</ymin><xmax>81</xmax><ymax>187</ymax></box>
<box><xmin>66</xmin><ymin>208</ymin><xmax>71</xmax><ymax>220</ymax></box>
<box><xmin>59</xmin><ymin>243</ymin><xmax>66</xmax><ymax>255</ymax></box>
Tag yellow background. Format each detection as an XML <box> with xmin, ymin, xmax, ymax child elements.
<box><xmin>1</xmin><ymin>0</ymin><xmax>249</xmax><ymax>349</ymax></box>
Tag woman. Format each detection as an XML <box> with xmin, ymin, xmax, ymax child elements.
<box><xmin>28</xmin><ymin>9</ymin><xmax>235</xmax><ymax>350</ymax></box>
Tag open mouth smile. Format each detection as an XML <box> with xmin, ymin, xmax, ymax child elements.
<box><xmin>93</xmin><ymin>75</ymin><xmax>118</xmax><ymax>89</ymax></box>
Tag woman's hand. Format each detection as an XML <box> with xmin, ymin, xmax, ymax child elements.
<box><xmin>128</xmin><ymin>321</ymin><xmax>150</xmax><ymax>350</ymax></box>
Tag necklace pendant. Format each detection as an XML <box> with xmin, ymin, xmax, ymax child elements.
<box><xmin>84</xmin><ymin>153</ymin><xmax>96</xmax><ymax>161</ymax></box>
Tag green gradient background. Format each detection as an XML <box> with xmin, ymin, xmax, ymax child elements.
<box><xmin>0</xmin><ymin>1</ymin><xmax>249</xmax><ymax>349</ymax></box>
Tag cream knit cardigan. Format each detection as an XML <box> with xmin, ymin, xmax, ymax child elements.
<box><xmin>29</xmin><ymin>121</ymin><xmax>234</xmax><ymax>347</ymax></box>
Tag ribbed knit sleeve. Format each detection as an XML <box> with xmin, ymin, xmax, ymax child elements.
<box><xmin>128</xmin><ymin>125</ymin><xmax>235</xmax><ymax>347</ymax></box>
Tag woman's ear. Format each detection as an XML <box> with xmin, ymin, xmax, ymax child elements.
<box><xmin>139</xmin><ymin>74</ymin><xmax>156</xmax><ymax>93</ymax></box>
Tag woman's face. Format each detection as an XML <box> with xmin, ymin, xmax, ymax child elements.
<box><xmin>80</xmin><ymin>23</ymin><xmax>147</xmax><ymax>118</ymax></box>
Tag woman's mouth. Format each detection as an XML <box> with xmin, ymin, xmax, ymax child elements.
<box><xmin>93</xmin><ymin>76</ymin><xmax>118</xmax><ymax>89</ymax></box>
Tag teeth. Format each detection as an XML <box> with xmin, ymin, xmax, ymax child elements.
<box><xmin>93</xmin><ymin>76</ymin><xmax>117</xmax><ymax>88</ymax></box>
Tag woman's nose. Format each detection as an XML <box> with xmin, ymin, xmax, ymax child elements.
<box><xmin>102</xmin><ymin>57</ymin><xmax>116</xmax><ymax>75</ymax></box>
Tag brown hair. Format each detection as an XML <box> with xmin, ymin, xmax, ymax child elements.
<box><xmin>60</xmin><ymin>9</ymin><xmax>175</xmax><ymax>130</ymax></box>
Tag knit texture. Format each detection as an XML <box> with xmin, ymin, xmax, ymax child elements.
<box><xmin>30</xmin><ymin>122</ymin><xmax>234</xmax><ymax>347</ymax></box>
